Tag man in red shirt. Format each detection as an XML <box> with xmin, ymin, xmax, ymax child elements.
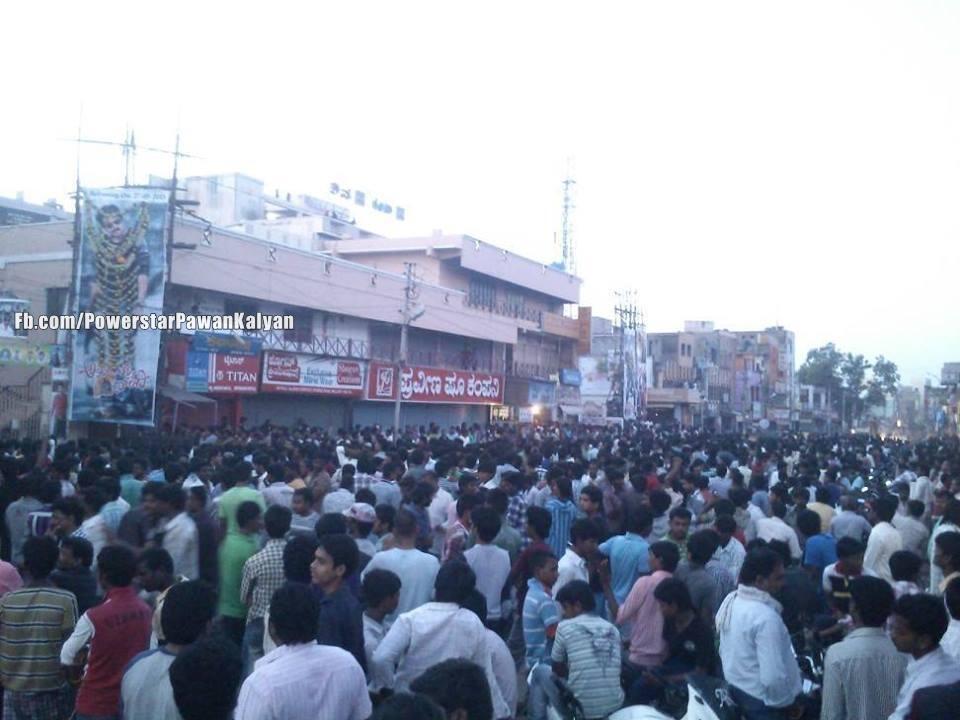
<box><xmin>61</xmin><ymin>545</ymin><xmax>152</xmax><ymax>720</ymax></box>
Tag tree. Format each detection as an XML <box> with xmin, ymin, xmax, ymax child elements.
<box><xmin>865</xmin><ymin>355</ymin><xmax>901</xmax><ymax>412</ymax></box>
<box><xmin>841</xmin><ymin>353</ymin><xmax>871</xmax><ymax>426</ymax></box>
<box><xmin>797</xmin><ymin>343</ymin><xmax>844</xmax><ymax>391</ymax></box>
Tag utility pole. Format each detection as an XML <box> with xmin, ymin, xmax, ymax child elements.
<box><xmin>394</xmin><ymin>262</ymin><xmax>416</xmax><ymax>435</ymax></box>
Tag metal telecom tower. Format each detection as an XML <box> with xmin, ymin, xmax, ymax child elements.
<box><xmin>560</xmin><ymin>174</ymin><xmax>576</xmax><ymax>275</ymax></box>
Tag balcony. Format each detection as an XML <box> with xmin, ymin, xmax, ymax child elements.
<box><xmin>370</xmin><ymin>344</ymin><xmax>505</xmax><ymax>374</ymax></box>
<box><xmin>251</xmin><ymin>329</ymin><xmax>368</xmax><ymax>359</ymax></box>
<box><xmin>647</xmin><ymin>387</ymin><xmax>703</xmax><ymax>406</ymax></box>
<box><xmin>464</xmin><ymin>298</ymin><xmax>542</xmax><ymax>325</ymax></box>
<box><xmin>539</xmin><ymin>311</ymin><xmax>580</xmax><ymax>339</ymax></box>
<box><xmin>511</xmin><ymin>362</ymin><xmax>559</xmax><ymax>380</ymax></box>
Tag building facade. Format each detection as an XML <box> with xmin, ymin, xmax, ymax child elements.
<box><xmin>0</xmin><ymin>175</ymin><xmax>581</xmax><ymax>436</ymax></box>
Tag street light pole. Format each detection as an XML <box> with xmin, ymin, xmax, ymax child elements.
<box><xmin>393</xmin><ymin>262</ymin><xmax>415</xmax><ymax>436</ymax></box>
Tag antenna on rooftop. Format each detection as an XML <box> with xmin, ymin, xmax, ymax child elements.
<box><xmin>560</xmin><ymin>160</ymin><xmax>576</xmax><ymax>275</ymax></box>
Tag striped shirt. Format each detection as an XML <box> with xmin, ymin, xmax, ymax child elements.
<box><xmin>551</xmin><ymin>614</ymin><xmax>624</xmax><ymax>719</ymax></box>
<box><xmin>821</xmin><ymin>627</ymin><xmax>906</xmax><ymax>720</ymax></box>
<box><xmin>522</xmin><ymin>578</ymin><xmax>560</xmax><ymax>665</ymax></box>
<box><xmin>545</xmin><ymin>498</ymin><xmax>578</xmax><ymax>559</ymax></box>
<box><xmin>0</xmin><ymin>586</ymin><xmax>78</xmax><ymax>692</ymax></box>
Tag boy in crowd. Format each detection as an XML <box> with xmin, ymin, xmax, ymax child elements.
<box><xmin>50</xmin><ymin>536</ymin><xmax>100</xmax><ymax>615</ymax></box>
<box><xmin>660</xmin><ymin>507</ymin><xmax>692</xmax><ymax>563</ymax></box>
<box><xmin>361</xmin><ymin>568</ymin><xmax>401</xmax><ymax>693</ymax></box>
<box><xmin>289</xmin><ymin>487</ymin><xmax>319</xmax><ymax>538</ymax></box>
<box><xmin>464</xmin><ymin>507</ymin><xmax>512</xmax><ymax>634</ymax></box>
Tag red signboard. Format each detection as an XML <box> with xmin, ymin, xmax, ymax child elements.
<box><xmin>210</xmin><ymin>353</ymin><xmax>260</xmax><ymax>393</ymax></box>
<box><xmin>261</xmin><ymin>351</ymin><xmax>365</xmax><ymax>397</ymax></box>
<box><xmin>367</xmin><ymin>362</ymin><xmax>505</xmax><ymax>405</ymax></box>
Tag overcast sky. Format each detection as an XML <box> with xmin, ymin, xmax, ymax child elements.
<box><xmin>2</xmin><ymin>1</ymin><xmax>958</xmax><ymax>386</ymax></box>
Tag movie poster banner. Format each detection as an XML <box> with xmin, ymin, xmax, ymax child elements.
<box><xmin>261</xmin><ymin>351</ymin><xmax>365</xmax><ymax>397</ymax></box>
<box><xmin>367</xmin><ymin>362</ymin><xmax>505</xmax><ymax>405</ymax></box>
<box><xmin>69</xmin><ymin>188</ymin><xmax>169</xmax><ymax>425</ymax></box>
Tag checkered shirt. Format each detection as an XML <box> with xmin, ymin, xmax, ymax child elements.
<box><xmin>240</xmin><ymin>539</ymin><xmax>287</xmax><ymax>620</ymax></box>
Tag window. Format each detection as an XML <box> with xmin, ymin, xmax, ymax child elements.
<box><xmin>283</xmin><ymin>308</ymin><xmax>313</xmax><ymax>344</ymax></box>
<box><xmin>46</xmin><ymin>287</ymin><xmax>69</xmax><ymax>314</ymax></box>
<box><xmin>750</xmin><ymin>387</ymin><xmax>761</xmax><ymax>403</ymax></box>
<box><xmin>468</xmin><ymin>278</ymin><xmax>495</xmax><ymax>309</ymax></box>
<box><xmin>224</xmin><ymin>298</ymin><xmax>257</xmax><ymax>318</ymax></box>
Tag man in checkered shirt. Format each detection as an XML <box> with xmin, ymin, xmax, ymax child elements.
<box><xmin>239</xmin><ymin>505</ymin><xmax>291</xmax><ymax>677</ymax></box>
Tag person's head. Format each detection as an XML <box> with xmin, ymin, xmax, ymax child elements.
<box><xmin>374</xmin><ymin>504</ymin><xmax>396</xmax><ymax>536</ymax></box>
<box><xmin>51</xmin><ymin>497</ymin><xmax>85</xmax><ymax>536</ymax></box>
<box><xmin>161</xmin><ymin>581</ymin><xmax>217</xmax><ymax>647</ymax></box>
<box><xmin>499</xmin><ymin>472</ymin><xmax>521</xmax><ymax>497</ymax></box>
<box><xmin>140</xmin><ymin>480</ymin><xmax>167</xmax><ymax>518</ymax></box>
<box><xmin>311</xmin><ymin>534</ymin><xmax>359</xmax><ymax>591</ymax></box>
<box><xmin>58</xmin><ymin>535</ymin><xmax>94</xmax><ymax>570</ymax></box>
<box><xmin>715</xmin><ymin>514</ymin><xmax>737</xmax><ymax>545</ymax></box>
<box><xmin>236</xmin><ymin>501</ymin><xmax>263</xmax><ymax>534</ymax></box>
<box><xmin>410</xmin><ymin>659</ymin><xmax>493</xmax><ymax>720</ymax></box>
<box><xmin>169</xmin><ymin>635</ymin><xmax>242</xmax><ymax>720</ymax></box>
<box><xmin>155</xmin><ymin>483</ymin><xmax>186</xmax><ymax>518</ymax></box>
<box><xmin>848</xmin><ymin>575</ymin><xmax>895</xmax><ymax>628</ymax></box>
<box><xmin>626</xmin><ymin>505</ymin><xmax>654</xmax><ymax>536</ymax></box>
<box><xmin>668</xmin><ymin>507</ymin><xmax>692</xmax><ymax>541</ymax></box>
<box><xmin>739</xmin><ymin>547</ymin><xmax>785</xmax><ymax>594</ymax></box>
<box><xmin>907</xmin><ymin>500</ymin><xmax>925</xmax><ymax>520</ymax></box>
<box><xmin>770</xmin><ymin>500</ymin><xmax>788</xmax><ymax>520</ymax></box>
<box><xmin>22</xmin><ymin>536</ymin><xmax>59</xmax><ymax>581</ymax></box>
<box><xmin>555</xmin><ymin>579</ymin><xmax>595</xmax><ymax>620</ymax></box>
<box><xmin>869</xmin><ymin>495</ymin><xmax>898</xmax><ymax>524</ymax></box>
<box><xmin>687</xmin><ymin>529</ymin><xmax>720</xmax><ymax>566</ymax></box>
<box><xmin>471</xmin><ymin>506</ymin><xmax>502</xmax><ymax>544</ymax></box>
<box><xmin>456</xmin><ymin>494</ymin><xmax>481</xmax><ymax>527</ymax></box>
<box><xmin>796</xmin><ymin>509</ymin><xmax>822</xmax><ymax>539</ymax></box>
<box><xmin>525</xmin><ymin>506</ymin><xmax>551</xmax><ymax>541</ymax></box>
<box><xmin>890</xmin><ymin>593</ymin><xmax>950</xmax><ymax>657</ymax></box>
<box><xmin>283</xmin><ymin>534</ymin><xmax>318</xmax><ymax>583</ymax></box>
<box><xmin>291</xmin><ymin>487</ymin><xmax>313</xmax><ymax>517</ymax></box>
<box><xmin>649</xmin><ymin>540</ymin><xmax>681</xmax><ymax>574</ymax></box>
<box><xmin>98</xmin><ymin>544</ymin><xmax>138</xmax><ymax>590</ymax></box>
<box><xmin>814</xmin><ymin>487</ymin><xmax>831</xmax><ymax>504</ymax></box>
<box><xmin>485</xmin><ymin>488</ymin><xmax>509</xmax><ymax>517</ymax></box>
<box><xmin>269</xmin><ymin>582</ymin><xmax>321</xmax><ymax>646</ymax></box>
<box><xmin>578</xmin><ymin>485</ymin><xmax>603</xmax><ymax>516</ymax></box>
<box><xmin>458</xmin><ymin>472</ymin><xmax>479</xmax><ymax>496</ymax></box>
<box><xmin>186</xmin><ymin>485</ymin><xmax>208</xmax><ymax>514</ymax></box>
<box><xmin>836</xmin><ymin>537</ymin><xmax>866</xmax><ymax>574</ymax></box>
<box><xmin>371</xmin><ymin>693</ymin><xmax>446</xmax><ymax>720</ymax></box>
<box><xmin>362</xmin><ymin>568</ymin><xmax>401</xmax><ymax>616</ymax></box>
<box><xmin>934</xmin><ymin>531</ymin><xmax>960</xmax><ymax>574</ymax></box>
<box><xmin>529</xmin><ymin>550</ymin><xmax>559</xmax><ymax>589</ymax></box>
<box><xmin>653</xmin><ymin>576</ymin><xmax>695</xmax><ymax>621</ymax></box>
<box><xmin>434</xmin><ymin>561</ymin><xmax>476</xmax><ymax>605</ymax></box>
<box><xmin>264</xmin><ymin>504</ymin><xmax>292</xmax><ymax>540</ymax></box>
<box><xmin>945</xmin><ymin>577</ymin><xmax>960</xmax><ymax>622</ymax></box>
<box><xmin>549</xmin><ymin>475</ymin><xmax>573</xmax><ymax>501</ymax></box>
<box><xmin>890</xmin><ymin>550</ymin><xmax>922</xmax><ymax>584</ymax></box>
<box><xmin>460</xmin><ymin>589</ymin><xmax>488</xmax><ymax>625</ymax></box>
<box><xmin>569</xmin><ymin>518</ymin><xmax>600</xmax><ymax>557</ymax></box>
<box><xmin>137</xmin><ymin>547</ymin><xmax>175</xmax><ymax>592</ymax></box>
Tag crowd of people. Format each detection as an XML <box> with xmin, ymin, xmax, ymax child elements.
<box><xmin>0</xmin><ymin>420</ymin><xmax>958</xmax><ymax>720</ymax></box>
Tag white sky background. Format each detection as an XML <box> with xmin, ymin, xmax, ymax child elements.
<box><xmin>2</xmin><ymin>1</ymin><xmax>959</xmax><ymax>386</ymax></box>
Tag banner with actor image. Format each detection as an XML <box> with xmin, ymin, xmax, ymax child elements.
<box><xmin>69</xmin><ymin>187</ymin><xmax>169</xmax><ymax>424</ymax></box>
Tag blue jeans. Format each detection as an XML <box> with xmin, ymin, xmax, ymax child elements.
<box><xmin>526</xmin><ymin>663</ymin><xmax>562</xmax><ymax>720</ymax></box>
<box><xmin>241</xmin><ymin>616</ymin><xmax>265</xmax><ymax>678</ymax></box>
<box><xmin>728</xmin><ymin>685</ymin><xmax>790</xmax><ymax>720</ymax></box>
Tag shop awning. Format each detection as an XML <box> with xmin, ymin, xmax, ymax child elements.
<box><xmin>158</xmin><ymin>385</ymin><xmax>217</xmax><ymax>408</ymax></box>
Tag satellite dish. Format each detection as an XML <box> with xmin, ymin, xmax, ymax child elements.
<box><xmin>758</xmin><ymin>419</ymin><xmax>770</xmax><ymax>430</ymax></box>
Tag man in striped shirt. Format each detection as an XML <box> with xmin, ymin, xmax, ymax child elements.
<box><xmin>821</xmin><ymin>575</ymin><xmax>906</xmax><ymax>720</ymax></box>
<box><xmin>0</xmin><ymin>536</ymin><xmax>78</xmax><ymax>720</ymax></box>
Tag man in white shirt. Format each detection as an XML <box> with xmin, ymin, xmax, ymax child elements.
<box><xmin>261</xmin><ymin>464</ymin><xmax>293</xmax><ymax>509</ymax></box>
<box><xmin>156</xmin><ymin>485</ymin><xmax>199</xmax><ymax>580</ymax></box>
<box><xmin>715</xmin><ymin>546</ymin><xmax>802</xmax><ymax>718</ymax></box>
<box><xmin>754</xmin><ymin>501</ymin><xmax>802</xmax><ymax>561</ymax></box>
<box><xmin>463</xmin><ymin>507</ymin><xmax>512</xmax><ymax>629</ymax></box>
<box><xmin>372</xmin><ymin>562</ymin><xmax>510</xmax><ymax>720</ymax></box>
<box><xmin>888</xmin><ymin>592</ymin><xmax>960</xmax><ymax>719</ymax></box>
<box><xmin>553</xmin><ymin>518</ymin><xmax>600</xmax><ymax>597</ymax></box>
<box><xmin>236</xmin><ymin>583</ymin><xmax>370</xmax><ymax>720</ymax></box>
<box><xmin>864</xmin><ymin>496</ymin><xmax>904</xmax><ymax>584</ymax></box>
<box><xmin>361</xmin><ymin>509</ymin><xmax>439</xmax><ymax>624</ymax></box>
<box><xmin>893</xmin><ymin>500</ymin><xmax>931</xmax><ymax>558</ymax></box>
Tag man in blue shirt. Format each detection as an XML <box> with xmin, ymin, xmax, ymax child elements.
<box><xmin>798</xmin><ymin>509</ymin><xmax>837</xmax><ymax>587</ymax></box>
<box><xmin>598</xmin><ymin>506</ymin><xmax>653</xmax><ymax>605</ymax></box>
<box><xmin>523</xmin><ymin>550</ymin><xmax>562</xmax><ymax>720</ymax></box>
<box><xmin>545</xmin><ymin>475</ymin><xmax>578</xmax><ymax>560</ymax></box>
